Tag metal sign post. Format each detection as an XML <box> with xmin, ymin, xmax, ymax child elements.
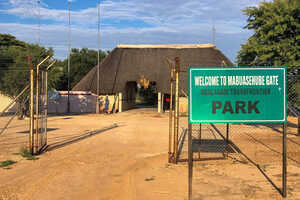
<box><xmin>188</xmin><ymin>66</ymin><xmax>287</xmax><ymax>198</ymax></box>
<box><xmin>188</xmin><ymin>123</ymin><xmax>193</xmax><ymax>200</ymax></box>
<box><xmin>282</xmin><ymin>122</ymin><xmax>287</xmax><ymax>197</ymax></box>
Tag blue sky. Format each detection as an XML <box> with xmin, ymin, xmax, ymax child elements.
<box><xmin>0</xmin><ymin>0</ymin><xmax>271</xmax><ymax>62</ymax></box>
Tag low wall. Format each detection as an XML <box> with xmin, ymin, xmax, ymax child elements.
<box><xmin>0</xmin><ymin>93</ymin><xmax>17</xmax><ymax>113</ymax></box>
<box><xmin>48</xmin><ymin>91</ymin><xmax>97</xmax><ymax>114</ymax></box>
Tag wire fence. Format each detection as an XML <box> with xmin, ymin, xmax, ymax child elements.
<box><xmin>176</xmin><ymin>74</ymin><xmax>300</xmax><ymax>199</ymax></box>
<box><xmin>0</xmin><ymin>65</ymin><xmax>49</xmax><ymax>158</ymax></box>
<box><xmin>35</xmin><ymin>69</ymin><xmax>48</xmax><ymax>152</ymax></box>
<box><xmin>0</xmin><ymin>69</ymin><xmax>30</xmax><ymax>159</ymax></box>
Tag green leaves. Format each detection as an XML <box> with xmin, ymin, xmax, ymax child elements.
<box><xmin>0</xmin><ymin>34</ymin><xmax>58</xmax><ymax>100</ymax></box>
<box><xmin>237</xmin><ymin>0</ymin><xmax>300</xmax><ymax>69</ymax></box>
<box><xmin>56</xmin><ymin>48</ymin><xmax>107</xmax><ymax>90</ymax></box>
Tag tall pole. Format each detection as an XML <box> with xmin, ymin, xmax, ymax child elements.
<box><xmin>188</xmin><ymin>123</ymin><xmax>193</xmax><ymax>200</ymax></box>
<box><xmin>96</xmin><ymin>1</ymin><xmax>100</xmax><ymax>114</ymax></box>
<box><xmin>38</xmin><ymin>0</ymin><xmax>40</xmax><ymax>45</ymax></box>
<box><xmin>28</xmin><ymin>56</ymin><xmax>34</xmax><ymax>154</ymax></box>
<box><xmin>174</xmin><ymin>57</ymin><xmax>180</xmax><ymax>163</ymax></box>
<box><xmin>67</xmin><ymin>0</ymin><xmax>71</xmax><ymax>113</ymax></box>
<box><xmin>212</xmin><ymin>23</ymin><xmax>216</xmax><ymax>45</ymax></box>
<box><xmin>35</xmin><ymin>63</ymin><xmax>40</xmax><ymax>154</ymax></box>
<box><xmin>169</xmin><ymin>66</ymin><xmax>174</xmax><ymax>163</ymax></box>
<box><xmin>44</xmin><ymin>69</ymin><xmax>48</xmax><ymax>145</ymax></box>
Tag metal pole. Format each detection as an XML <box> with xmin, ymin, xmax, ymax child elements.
<box><xmin>282</xmin><ymin>122</ymin><xmax>287</xmax><ymax>198</ymax></box>
<box><xmin>38</xmin><ymin>0</ymin><xmax>40</xmax><ymax>45</ymax></box>
<box><xmin>169</xmin><ymin>67</ymin><xmax>174</xmax><ymax>163</ymax></box>
<box><xmin>174</xmin><ymin>57</ymin><xmax>180</xmax><ymax>163</ymax></box>
<box><xmin>226</xmin><ymin>123</ymin><xmax>230</xmax><ymax>157</ymax></box>
<box><xmin>298</xmin><ymin>113</ymin><xmax>300</xmax><ymax>136</ymax></box>
<box><xmin>67</xmin><ymin>0</ymin><xmax>71</xmax><ymax>113</ymax></box>
<box><xmin>45</xmin><ymin>60</ymin><xmax>55</xmax><ymax>146</ymax></box>
<box><xmin>40</xmin><ymin>70</ymin><xmax>44</xmax><ymax>146</ymax></box>
<box><xmin>45</xmin><ymin>70</ymin><xmax>48</xmax><ymax>146</ymax></box>
<box><xmin>96</xmin><ymin>1</ymin><xmax>100</xmax><ymax>114</ymax></box>
<box><xmin>198</xmin><ymin>124</ymin><xmax>201</xmax><ymax>159</ymax></box>
<box><xmin>188</xmin><ymin>123</ymin><xmax>193</xmax><ymax>200</ymax></box>
<box><xmin>212</xmin><ymin>22</ymin><xmax>216</xmax><ymax>45</ymax></box>
<box><xmin>226</xmin><ymin>123</ymin><xmax>229</xmax><ymax>142</ymax></box>
<box><xmin>28</xmin><ymin>57</ymin><xmax>34</xmax><ymax>154</ymax></box>
<box><xmin>35</xmin><ymin>63</ymin><xmax>40</xmax><ymax>154</ymax></box>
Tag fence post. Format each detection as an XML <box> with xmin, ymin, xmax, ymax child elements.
<box><xmin>35</xmin><ymin>63</ymin><xmax>39</xmax><ymax>154</ymax></box>
<box><xmin>45</xmin><ymin>70</ymin><xmax>48</xmax><ymax>146</ymax></box>
<box><xmin>282</xmin><ymin>122</ymin><xmax>287</xmax><ymax>197</ymax></box>
<box><xmin>188</xmin><ymin>123</ymin><xmax>193</xmax><ymax>200</ymax></box>
<box><xmin>169</xmin><ymin>68</ymin><xmax>174</xmax><ymax>163</ymax></box>
<box><xmin>198</xmin><ymin>124</ymin><xmax>201</xmax><ymax>159</ymax></box>
<box><xmin>298</xmin><ymin>113</ymin><xmax>300</xmax><ymax>136</ymax></box>
<box><xmin>28</xmin><ymin>56</ymin><xmax>34</xmax><ymax>154</ymax></box>
<box><xmin>174</xmin><ymin>57</ymin><xmax>180</xmax><ymax>163</ymax></box>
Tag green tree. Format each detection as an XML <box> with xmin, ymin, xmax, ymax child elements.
<box><xmin>0</xmin><ymin>34</ymin><xmax>26</xmax><ymax>48</ymax></box>
<box><xmin>56</xmin><ymin>48</ymin><xmax>106</xmax><ymax>90</ymax></box>
<box><xmin>237</xmin><ymin>0</ymin><xmax>300</xmax><ymax>69</ymax></box>
<box><xmin>0</xmin><ymin>34</ymin><xmax>62</xmax><ymax>118</ymax></box>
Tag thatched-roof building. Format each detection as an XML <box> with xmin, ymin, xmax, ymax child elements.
<box><xmin>73</xmin><ymin>44</ymin><xmax>234</xmax><ymax>112</ymax></box>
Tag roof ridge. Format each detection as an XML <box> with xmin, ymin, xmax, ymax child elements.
<box><xmin>117</xmin><ymin>44</ymin><xmax>215</xmax><ymax>49</ymax></box>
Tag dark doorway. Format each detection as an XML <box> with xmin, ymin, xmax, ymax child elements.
<box><xmin>125</xmin><ymin>81</ymin><xmax>137</xmax><ymax>104</ymax></box>
<box><xmin>136</xmin><ymin>81</ymin><xmax>157</xmax><ymax>107</ymax></box>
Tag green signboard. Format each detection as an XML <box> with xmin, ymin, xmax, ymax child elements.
<box><xmin>189</xmin><ymin>67</ymin><xmax>286</xmax><ymax>123</ymax></box>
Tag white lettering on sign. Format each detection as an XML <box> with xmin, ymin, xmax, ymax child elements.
<box><xmin>194</xmin><ymin>76</ymin><xmax>219</xmax><ymax>86</ymax></box>
<box><xmin>195</xmin><ymin>75</ymin><xmax>280</xmax><ymax>87</ymax></box>
<box><xmin>227</xmin><ymin>76</ymin><xmax>265</xmax><ymax>86</ymax></box>
<box><xmin>266</xmin><ymin>75</ymin><xmax>278</xmax><ymax>85</ymax></box>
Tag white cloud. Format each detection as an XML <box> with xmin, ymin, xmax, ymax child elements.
<box><xmin>0</xmin><ymin>20</ymin><xmax>253</xmax><ymax>62</ymax></box>
<box><xmin>2</xmin><ymin>0</ymin><xmax>270</xmax><ymax>26</ymax></box>
<box><xmin>0</xmin><ymin>0</ymin><xmax>271</xmax><ymax>61</ymax></box>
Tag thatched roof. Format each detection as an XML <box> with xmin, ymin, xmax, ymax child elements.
<box><xmin>72</xmin><ymin>44</ymin><xmax>234</xmax><ymax>94</ymax></box>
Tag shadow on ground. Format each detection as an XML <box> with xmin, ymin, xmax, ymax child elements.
<box><xmin>46</xmin><ymin>124</ymin><xmax>119</xmax><ymax>152</ymax></box>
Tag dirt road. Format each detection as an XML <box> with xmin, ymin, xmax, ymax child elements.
<box><xmin>0</xmin><ymin>109</ymin><xmax>300</xmax><ymax>199</ymax></box>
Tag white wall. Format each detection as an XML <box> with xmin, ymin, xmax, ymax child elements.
<box><xmin>0</xmin><ymin>93</ymin><xmax>17</xmax><ymax>113</ymax></box>
<box><xmin>48</xmin><ymin>91</ymin><xmax>97</xmax><ymax>114</ymax></box>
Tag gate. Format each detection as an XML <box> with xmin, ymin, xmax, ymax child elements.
<box><xmin>29</xmin><ymin>56</ymin><xmax>56</xmax><ymax>154</ymax></box>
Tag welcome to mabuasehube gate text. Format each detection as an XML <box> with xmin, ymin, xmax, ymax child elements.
<box><xmin>194</xmin><ymin>75</ymin><xmax>279</xmax><ymax>87</ymax></box>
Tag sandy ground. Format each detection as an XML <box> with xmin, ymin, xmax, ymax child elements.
<box><xmin>0</xmin><ymin>108</ymin><xmax>300</xmax><ymax>200</ymax></box>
